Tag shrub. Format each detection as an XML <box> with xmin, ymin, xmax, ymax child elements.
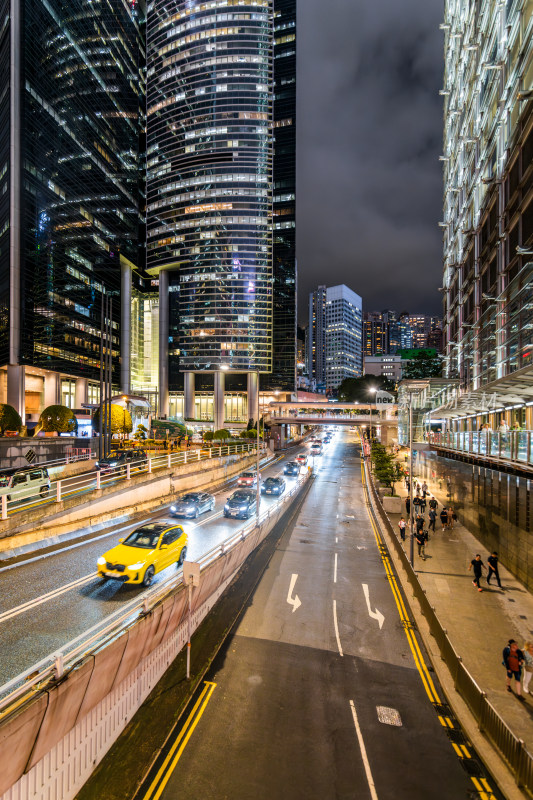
<box><xmin>92</xmin><ymin>404</ymin><xmax>132</xmax><ymax>435</ymax></box>
<box><xmin>0</xmin><ymin>404</ymin><xmax>23</xmax><ymax>435</ymax></box>
<box><xmin>212</xmin><ymin>428</ymin><xmax>231</xmax><ymax>440</ymax></box>
<box><xmin>40</xmin><ymin>405</ymin><xmax>77</xmax><ymax>434</ymax></box>
<box><xmin>203</xmin><ymin>431</ymin><xmax>214</xmax><ymax>442</ymax></box>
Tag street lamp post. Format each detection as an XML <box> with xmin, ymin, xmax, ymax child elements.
<box><xmin>256</xmin><ymin>372</ymin><xmax>260</xmax><ymax>519</ymax></box>
<box><xmin>409</xmin><ymin>397</ymin><xmax>414</xmax><ymax>566</ymax></box>
<box><xmin>368</xmin><ymin>387</ymin><xmax>377</xmax><ymax>456</ymax></box>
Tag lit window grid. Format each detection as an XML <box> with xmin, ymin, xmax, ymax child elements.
<box><xmin>441</xmin><ymin>0</ymin><xmax>533</xmax><ymax>388</ymax></box>
<box><xmin>146</xmin><ymin>1</ymin><xmax>273</xmax><ymax>373</ymax></box>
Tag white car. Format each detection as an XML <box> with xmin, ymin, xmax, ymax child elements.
<box><xmin>0</xmin><ymin>466</ymin><xmax>50</xmax><ymax>502</ymax></box>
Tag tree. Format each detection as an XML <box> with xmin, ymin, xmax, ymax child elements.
<box><xmin>92</xmin><ymin>404</ymin><xmax>132</xmax><ymax>435</ymax></box>
<box><xmin>135</xmin><ymin>423</ymin><xmax>147</xmax><ymax>441</ymax></box>
<box><xmin>0</xmin><ymin>404</ymin><xmax>23</xmax><ymax>435</ymax></box>
<box><xmin>371</xmin><ymin>442</ymin><xmax>403</xmax><ymax>495</ymax></box>
<box><xmin>203</xmin><ymin>430</ymin><xmax>214</xmax><ymax>442</ymax></box>
<box><xmin>212</xmin><ymin>428</ymin><xmax>231</xmax><ymax>440</ymax></box>
<box><xmin>402</xmin><ymin>351</ymin><xmax>443</xmax><ymax>379</ymax></box>
<box><xmin>240</xmin><ymin>428</ymin><xmax>257</xmax><ymax>439</ymax></box>
<box><xmin>40</xmin><ymin>405</ymin><xmax>78</xmax><ymax>434</ymax></box>
<box><xmin>337</xmin><ymin>375</ymin><xmax>396</xmax><ymax>403</ymax></box>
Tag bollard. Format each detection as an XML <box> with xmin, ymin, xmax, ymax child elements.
<box><xmin>126</xmin><ymin>463</ymin><xmax>131</xmax><ymax>480</ymax></box>
<box><xmin>56</xmin><ymin>480</ymin><xmax>62</xmax><ymax>503</ymax></box>
<box><xmin>209</xmin><ymin>448</ymin><xmax>212</xmax><ymax>458</ymax></box>
<box><xmin>96</xmin><ymin>471</ymin><xmax>101</xmax><ymax>490</ymax></box>
<box><xmin>1</xmin><ymin>494</ymin><xmax>7</xmax><ymax>520</ymax></box>
<box><xmin>184</xmin><ymin>451</ymin><xmax>187</xmax><ymax>464</ymax></box>
<box><xmin>148</xmin><ymin>457</ymin><xmax>152</xmax><ymax>474</ymax></box>
<box><xmin>168</xmin><ymin>453</ymin><xmax>172</xmax><ymax>469</ymax></box>
<box><xmin>54</xmin><ymin>652</ymin><xmax>64</xmax><ymax>679</ymax></box>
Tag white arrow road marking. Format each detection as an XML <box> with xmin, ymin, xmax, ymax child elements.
<box><xmin>356</xmin><ymin>546</ymin><xmax>366</xmax><ymax>550</ymax></box>
<box><xmin>362</xmin><ymin>583</ymin><xmax>385</xmax><ymax>629</ymax></box>
<box><xmin>287</xmin><ymin>573</ymin><xmax>301</xmax><ymax>612</ymax></box>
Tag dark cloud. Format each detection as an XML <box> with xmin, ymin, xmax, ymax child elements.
<box><xmin>296</xmin><ymin>0</ymin><xmax>444</xmax><ymax>320</ymax></box>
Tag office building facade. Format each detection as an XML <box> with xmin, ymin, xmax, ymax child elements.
<box><xmin>308</xmin><ymin>284</ymin><xmax>363</xmax><ymax>394</ymax></box>
<box><xmin>363</xmin><ymin>311</ymin><xmax>442</xmax><ymax>357</ymax></box>
<box><xmin>146</xmin><ymin>0</ymin><xmax>274</xmax><ymax>426</ymax></box>
<box><xmin>442</xmin><ymin>0</ymin><xmax>533</xmax><ymax>391</ymax></box>
<box><xmin>0</xmin><ymin>0</ymin><xmax>145</xmax><ymax>422</ymax></box>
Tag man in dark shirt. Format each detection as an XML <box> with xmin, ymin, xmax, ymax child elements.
<box><xmin>415</xmin><ymin>529</ymin><xmax>426</xmax><ymax>560</ymax></box>
<box><xmin>428</xmin><ymin>508</ymin><xmax>437</xmax><ymax>532</ymax></box>
<box><xmin>468</xmin><ymin>554</ymin><xmax>485</xmax><ymax>591</ymax></box>
<box><xmin>487</xmin><ymin>551</ymin><xmax>502</xmax><ymax>588</ymax></box>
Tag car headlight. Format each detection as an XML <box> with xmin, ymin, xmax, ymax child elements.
<box><xmin>170</xmin><ymin>505</ymin><xmax>176</xmax><ymax>511</ymax></box>
<box><xmin>128</xmin><ymin>562</ymin><xmax>144</xmax><ymax>571</ymax></box>
<box><xmin>240</xmin><ymin>505</ymin><xmax>248</xmax><ymax>510</ymax></box>
<box><xmin>110</xmin><ymin>462</ymin><xmax>118</xmax><ymax>467</ymax></box>
<box><xmin>97</xmin><ymin>557</ymin><xmax>106</xmax><ymax>566</ymax></box>
<box><xmin>224</xmin><ymin>504</ymin><xmax>230</xmax><ymax>511</ymax></box>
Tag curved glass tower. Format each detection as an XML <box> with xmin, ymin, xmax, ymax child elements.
<box><xmin>147</xmin><ymin>0</ymin><xmax>273</xmax><ymax>375</ymax></box>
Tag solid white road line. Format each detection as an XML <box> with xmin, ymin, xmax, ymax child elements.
<box><xmin>333</xmin><ymin>599</ymin><xmax>343</xmax><ymax>657</ymax></box>
<box><xmin>0</xmin><ymin>573</ymin><xmax>96</xmax><ymax>623</ymax></box>
<box><xmin>349</xmin><ymin>699</ymin><xmax>379</xmax><ymax>800</ymax></box>
<box><xmin>334</xmin><ymin>552</ymin><xmax>338</xmax><ymax>583</ymax></box>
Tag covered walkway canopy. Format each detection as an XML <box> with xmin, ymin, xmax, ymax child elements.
<box><xmin>432</xmin><ymin>365</ymin><xmax>533</xmax><ymax>420</ymax></box>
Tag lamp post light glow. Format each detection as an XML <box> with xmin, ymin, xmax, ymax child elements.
<box><xmin>368</xmin><ymin>387</ymin><xmax>377</xmax><ymax>452</ymax></box>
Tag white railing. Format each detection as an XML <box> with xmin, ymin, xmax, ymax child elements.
<box><xmin>0</xmin><ymin>443</ymin><xmax>263</xmax><ymax>522</ymax></box>
<box><xmin>0</xmin><ymin>469</ymin><xmax>309</xmax><ymax>710</ymax></box>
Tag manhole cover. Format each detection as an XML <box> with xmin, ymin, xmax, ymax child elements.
<box><xmin>376</xmin><ymin>706</ymin><xmax>402</xmax><ymax>726</ymax></box>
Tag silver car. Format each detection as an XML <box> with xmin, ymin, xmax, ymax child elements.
<box><xmin>169</xmin><ymin>492</ymin><xmax>215</xmax><ymax>519</ymax></box>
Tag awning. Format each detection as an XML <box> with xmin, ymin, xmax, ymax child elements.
<box><xmin>431</xmin><ymin>364</ymin><xmax>533</xmax><ymax>419</ymax></box>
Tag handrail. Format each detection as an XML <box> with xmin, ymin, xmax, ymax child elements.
<box><xmin>0</xmin><ymin>469</ymin><xmax>308</xmax><ymax>711</ymax></box>
<box><xmin>431</xmin><ymin>430</ymin><xmax>533</xmax><ymax>468</ymax></box>
<box><xmin>0</xmin><ymin>443</ymin><xmax>264</xmax><ymax>522</ymax></box>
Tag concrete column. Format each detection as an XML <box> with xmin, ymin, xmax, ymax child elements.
<box><xmin>44</xmin><ymin>371</ymin><xmax>60</xmax><ymax>408</ymax></box>
<box><xmin>7</xmin><ymin>365</ymin><xmax>24</xmax><ymax>423</ymax></box>
<box><xmin>247</xmin><ymin>371</ymin><xmax>258</xmax><ymax>425</ymax></box>
<box><xmin>9</xmin><ymin>0</ymin><xmax>21</xmax><ymax>366</ymax></box>
<box><xmin>158</xmin><ymin>269</ymin><xmax>169</xmax><ymax>418</ymax></box>
<box><xmin>120</xmin><ymin>262</ymin><xmax>132</xmax><ymax>395</ymax></box>
<box><xmin>184</xmin><ymin>371</ymin><xmax>195</xmax><ymax>421</ymax></box>
<box><xmin>75</xmin><ymin>377</ymin><xmax>88</xmax><ymax>409</ymax></box>
<box><xmin>213</xmin><ymin>371</ymin><xmax>225</xmax><ymax>431</ymax></box>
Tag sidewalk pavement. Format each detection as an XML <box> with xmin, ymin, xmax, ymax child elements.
<box><xmin>384</xmin><ymin>471</ymin><xmax>533</xmax><ymax>757</ymax></box>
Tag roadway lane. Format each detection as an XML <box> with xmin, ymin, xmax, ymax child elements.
<box><xmin>0</xmin><ymin>447</ymin><xmax>313</xmax><ymax>686</ymax></box>
<box><xmin>139</xmin><ymin>430</ymin><xmax>497</xmax><ymax>800</ymax></box>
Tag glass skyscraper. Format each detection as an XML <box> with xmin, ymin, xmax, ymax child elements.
<box><xmin>0</xmin><ymin>0</ymin><xmax>145</xmax><ymax>420</ymax></box>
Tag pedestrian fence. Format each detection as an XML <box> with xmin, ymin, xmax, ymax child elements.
<box><xmin>0</xmin><ymin>442</ymin><xmax>262</xmax><ymax>523</ymax></box>
<box><xmin>432</xmin><ymin>429</ymin><xmax>533</xmax><ymax>468</ymax></box>
<box><xmin>365</xmin><ymin>468</ymin><xmax>533</xmax><ymax>797</ymax></box>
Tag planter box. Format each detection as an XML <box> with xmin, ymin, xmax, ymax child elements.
<box><xmin>382</xmin><ymin>495</ymin><xmax>402</xmax><ymax>514</ymax></box>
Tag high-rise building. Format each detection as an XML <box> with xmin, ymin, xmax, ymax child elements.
<box><xmin>363</xmin><ymin>311</ymin><xmax>387</xmax><ymax>357</ymax></box>
<box><xmin>363</xmin><ymin>311</ymin><xmax>442</xmax><ymax>357</ymax></box>
<box><xmin>308</xmin><ymin>284</ymin><xmax>363</xmax><ymax>394</ymax></box>
<box><xmin>442</xmin><ymin>0</ymin><xmax>533</xmax><ymax>390</ymax></box>
<box><xmin>0</xmin><ymin>0</ymin><xmax>145</xmax><ymax>422</ymax></box>
<box><xmin>146</xmin><ymin>0</ymin><xmax>274</xmax><ymax>425</ymax></box>
<box><xmin>267</xmin><ymin>0</ymin><xmax>296</xmax><ymax>392</ymax></box>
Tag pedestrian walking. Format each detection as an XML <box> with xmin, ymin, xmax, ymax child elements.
<box><xmin>415</xmin><ymin>513</ymin><xmax>424</xmax><ymax>533</ymax></box>
<box><xmin>440</xmin><ymin>508</ymin><xmax>448</xmax><ymax>530</ymax></box>
<box><xmin>429</xmin><ymin>496</ymin><xmax>438</xmax><ymax>511</ymax></box>
<box><xmin>415</xmin><ymin>528</ymin><xmax>426</xmax><ymax>560</ymax></box>
<box><xmin>522</xmin><ymin>642</ymin><xmax>533</xmax><ymax>696</ymax></box>
<box><xmin>398</xmin><ymin>517</ymin><xmax>407</xmax><ymax>541</ymax></box>
<box><xmin>405</xmin><ymin>496</ymin><xmax>410</xmax><ymax>517</ymax></box>
<box><xmin>446</xmin><ymin>507</ymin><xmax>453</xmax><ymax>528</ymax></box>
<box><xmin>413</xmin><ymin>495</ymin><xmax>421</xmax><ymax>514</ymax></box>
<box><xmin>487</xmin><ymin>551</ymin><xmax>502</xmax><ymax>588</ymax></box>
<box><xmin>468</xmin><ymin>554</ymin><xmax>485</xmax><ymax>591</ymax></box>
<box><xmin>415</xmin><ymin>483</ymin><xmax>421</xmax><ymax>497</ymax></box>
<box><xmin>451</xmin><ymin>508</ymin><xmax>458</xmax><ymax>528</ymax></box>
<box><xmin>421</xmin><ymin>481</ymin><xmax>428</xmax><ymax>497</ymax></box>
<box><xmin>419</xmin><ymin>495</ymin><xmax>427</xmax><ymax>512</ymax></box>
<box><xmin>428</xmin><ymin>508</ymin><xmax>436</xmax><ymax>532</ymax></box>
<box><xmin>502</xmin><ymin>639</ymin><xmax>525</xmax><ymax>699</ymax></box>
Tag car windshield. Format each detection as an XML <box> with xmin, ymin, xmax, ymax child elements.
<box><xmin>123</xmin><ymin>525</ymin><xmax>166</xmax><ymax>549</ymax></box>
<box><xmin>180</xmin><ymin>494</ymin><xmax>200</xmax><ymax>503</ymax></box>
<box><xmin>232</xmin><ymin>491</ymin><xmax>251</xmax><ymax>501</ymax></box>
<box><xmin>264</xmin><ymin>478</ymin><xmax>277</xmax><ymax>486</ymax></box>
<box><xmin>241</xmin><ymin>472</ymin><xmax>255</xmax><ymax>478</ymax></box>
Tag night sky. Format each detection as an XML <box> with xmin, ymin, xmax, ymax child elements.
<box><xmin>296</xmin><ymin>0</ymin><xmax>444</xmax><ymax>321</ymax></box>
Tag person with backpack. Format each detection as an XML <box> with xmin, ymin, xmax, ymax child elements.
<box><xmin>502</xmin><ymin>639</ymin><xmax>525</xmax><ymax>699</ymax></box>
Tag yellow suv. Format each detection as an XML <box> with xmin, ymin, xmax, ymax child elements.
<box><xmin>97</xmin><ymin>521</ymin><xmax>188</xmax><ymax>586</ymax></box>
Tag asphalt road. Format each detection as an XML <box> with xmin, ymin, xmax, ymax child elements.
<box><xmin>137</xmin><ymin>431</ymin><xmax>500</xmax><ymax>800</ymax></box>
<box><xmin>0</xmin><ymin>446</ymin><xmax>313</xmax><ymax>686</ymax></box>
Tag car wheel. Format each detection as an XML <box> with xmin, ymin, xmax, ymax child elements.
<box><xmin>178</xmin><ymin>546</ymin><xmax>187</xmax><ymax>566</ymax></box>
<box><xmin>143</xmin><ymin>566</ymin><xmax>155</xmax><ymax>587</ymax></box>
<box><xmin>224</xmin><ymin>511</ymin><xmax>228</xmax><ymax>518</ymax></box>
<box><xmin>40</xmin><ymin>486</ymin><xmax>49</xmax><ymax>498</ymax></box>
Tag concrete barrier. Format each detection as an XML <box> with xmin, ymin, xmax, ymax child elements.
<box><xmin>0</xmin><ymin>476</ymin><xmax>309</xmax><ymax>800</ymax></box>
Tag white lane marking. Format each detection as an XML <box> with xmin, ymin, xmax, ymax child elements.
<box><xmin>356</xmin><ymin>546</ymin><xmax>366</xmax><ymax>551</ymax></box>
<box><xmin>333</xmin><ymin>599</ymin><xmax>343</xmax><ymax>656</ymax></box>
<box><xmin>335</xmin><ymin>537</ymin><xmax>338</xmax><ymax>543</ymax></box>
<box><xmin>287</xmin><ymin>573</ymin><xmax>301</xmax><ymax>612</ymax></box>
<box><xmin>349</xmin><ymin>700</ymin><xmax>379</xmax><ymax>800</ymax></box>
<box><xmin>0</xmin><ymin>573</ymin><xmax>96</xmax><ymax>623</ymax></box>
<box><xmin>334</xmin><ymin>552</ymin><xmax>338</xmax><ymax>584</ymax></box>
<box><xmin>362</xmin><ymin>583</ymin><xmax>385</xmax><ymax>630</ymax></box>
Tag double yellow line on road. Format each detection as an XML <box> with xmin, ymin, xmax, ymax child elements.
<box><xmin>360</xmin><ymin>458</ymin><xmax>497</xmax><ymax>800</ymax></box>
<box><xmin>141</xmin><ymin>681</ymin><xmax>217</xmax><ymax>800</ymax></box>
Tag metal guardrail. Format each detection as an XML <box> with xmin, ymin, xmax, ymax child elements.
<box><xmin>363</xmin><ymin>463</ymin><xmax>533</xmax><ymax>796</ymax></box>
<box><xmin>0</xmin><ymin>443</ymin><xmax>261</xmax><ymax>522</ymax></box>
<box><xmin>0</xmin><ymin>468</ymin><xmax>308</xmax><ymax>713</ymax></box>
<box><xmin>431</xmin><ymin>430</ymin><xmax>533</xmax><ymax>468</ymax></box>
